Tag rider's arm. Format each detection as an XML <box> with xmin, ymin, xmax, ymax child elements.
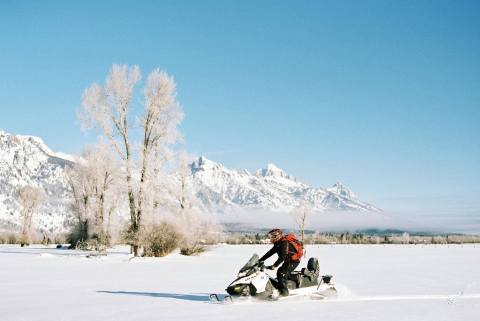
<box><xmin>259</xmin><ymin>246</ymin><xmax>276</xmax><ymax>262</ymax></box>
<box><xmin>272</xmin><ymin>240</ymin><xmax>287</xmax><ymax>268</ymax></box>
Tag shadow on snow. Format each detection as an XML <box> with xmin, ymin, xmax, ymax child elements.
<box><xmin>97</xmin><ymin>290</ymin><xmax>214</xmax><ymax>302</ymax></box>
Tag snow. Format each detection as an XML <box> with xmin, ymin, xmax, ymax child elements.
<box><xmin>257</xmin><ymin>163</ymin><xmax>286</xmax><ymax>177</ymax></box>
<box><xmin>327</xmin><ymin>182</ymin><xmax>358</xmax><ymax>200</ymax></box>
<box><xmin>1</xmin><ymin>244</ymin><xmax>479</xmax><ymax>321</ymax></box>
<box><xmin>0</xmin><ymin>130</ymin><xmax>73</xmax><ymax>233</ymax></box>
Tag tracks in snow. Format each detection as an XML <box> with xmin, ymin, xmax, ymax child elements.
<box><xmin>334</xmin><ymin>293</ymin><xmax>480</xmax><ymax>302</ymax></box>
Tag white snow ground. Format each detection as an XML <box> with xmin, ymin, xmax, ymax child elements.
<box><xmin>1</xmin><ymin>244</ymin><xmax>479</xmax><ymax>321</ymax></box>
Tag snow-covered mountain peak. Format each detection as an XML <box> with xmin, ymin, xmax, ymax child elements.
<box><xmin>20</xmin><ymin>135</ymin><xmax>53</xmax><ymax>155</ymax></box>
<box><xmin>0</xmin><ymin>130</ymin><xmax>74</xmax><ymax>233</ymax></box>
<box><xmin>0</xmin><ymin>130</ymin><xmax>74</xmax><ymax>163</ymax></box>
<box><xmin>266</xmin><ymin>163</ymin><xmax>282</xmax><ymax>172</ymax></box>
<box><xmin>327</xmin><ymin>182</ymin><xmax>358</xmax><ymax>200</ymax></box>
<box><xmin>191</xmin><ymin>156</ymin><xmax>223</xmax><ymax>173</ymax></box>
<box><xmin>256</xmin><ymin>163</ymin><xmax>295</xmax><ymax>180</ymax></box>
<box><xmin>259</xmin><ymin>163</ymin><xmax>282</xmax><ymax>176</ymax></box>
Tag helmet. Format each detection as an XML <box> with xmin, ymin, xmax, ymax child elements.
<box><xmin>267</xmin><ymin>228</ymin><xmax>283</xmax><ymax>242</ymax></box>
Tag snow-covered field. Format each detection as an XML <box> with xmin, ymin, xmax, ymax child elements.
<box><xmin>1</xmin><ymin>244</ymin><xmax>479</xmax><ymax>321</ymax></box>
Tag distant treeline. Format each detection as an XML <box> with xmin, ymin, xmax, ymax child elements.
<box><xmin>224</xmin><ymin>231</ymin><xmax>480</xmax><ymax>245</ymax></box>
<box><xmin>2</xmin><ymin>230</ymin><xmax>480</xmax><ymax>246</ymax></box>
<box><xmin>0</xmin><ymin>232</ymin><xmax>65</xmax><ymax>245</ymax></box>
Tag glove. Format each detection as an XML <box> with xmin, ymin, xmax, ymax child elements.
<box><xmin>266</xmin><ymin>265</ymin><xmax>275</xmax><ymax>270</ymax></box>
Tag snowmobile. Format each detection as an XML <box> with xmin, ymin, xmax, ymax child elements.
<box><xmin>210</xmin><ymin>254</ymin><xmax>337</xmax><ymax>303</ymax></box>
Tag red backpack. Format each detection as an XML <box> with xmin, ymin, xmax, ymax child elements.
<box><xmin>283</xmin><ymin>234</ymin><xmax>304</xmax><ymax>261</ymax></box>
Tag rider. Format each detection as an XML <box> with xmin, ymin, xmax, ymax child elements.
<box><xmin>259</xmin><ymin>228</ymin><xmax>301</xmax><ymax>296</ymax></box>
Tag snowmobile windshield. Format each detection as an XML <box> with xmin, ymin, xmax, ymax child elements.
<box><xmin>239</xmin><ymin>254</ymin><xmax>260</xmax><ymax>273</ymax></box>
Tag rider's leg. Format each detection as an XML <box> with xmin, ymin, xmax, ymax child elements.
<box><xmin>276</xmin><ymin>261</ymin><xmax>300</xmax><ymax>296</ymax></box>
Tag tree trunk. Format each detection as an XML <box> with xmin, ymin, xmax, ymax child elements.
<box><xmin>123</xmin><ymin>134</ymin><xmax>139</xmax><ymax>256</ymax></box>
<box><xmin>133</xmin><ymin>133</ymin><xmax>150</xmax><ymax>257</ymax></box>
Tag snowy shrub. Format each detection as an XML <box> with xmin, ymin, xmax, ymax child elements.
<box><xmin>0</xmin><ymin>233</ymin><xmax>18</xmax><ymax>244</ymax></box>
<box><xmin>66</xmin><ymin>219</ymin><xmax>112</xmax><ymax>251</ymax></box>
<box><xmin>141</xmin><ymin>221</ymin><xmax>180</xmax><ymax>257</ymax></box>
<box><xmin>180</xmin><ymin>246</ymin><xmax>205</xmax><ymax>256</ymax></box>
<box><xmin>19</xmin><ymin>234</ymin><xmax>30</xmax><ymax>247</ymax></box>
<box><xmin>176</xmin><ymin>211</ymin><xmax>223</xmax><ymax>256</ymax></box>
<box><xmin>8</xmin><ymin>233</ymin><xmax>19</xmax><ymax>244</ymax></box>
<box><xmin>53</xmin><ymin>234</ymin><xmax>67</xmax><ymax>245</ymax></box>
<box><xmin>0</xmin><ymin>232</ymin><xmax>46</xmax><ymax>246</ymax></box>
<box><xmin>85</xmin><ymin>230</ymin><xmax>111</xmax><ymax>252</ymax></box>
<box><xmin>67</xmin><ymin>219</ymin><xmax>89</xmax><ymax>249</ymax></box>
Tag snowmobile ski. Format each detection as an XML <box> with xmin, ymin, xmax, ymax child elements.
<box><xmin>209</xmin><ymin>293</ymin><xmax>233</xmax><ymax>304</ymax></box>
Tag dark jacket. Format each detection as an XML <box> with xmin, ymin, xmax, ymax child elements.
<box><xmin>260</xmin><ymin>238</ymin><xmax>299</xmax><ymax>268</ymax></box>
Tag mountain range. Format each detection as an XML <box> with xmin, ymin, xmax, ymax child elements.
<box><xmin>0</xmin><ymin>129</ymin><xmax>73</xmax><ymax>233</ymax></box>
<box><xmin>190</xmin><ymin>156</ymin><xmax>378</xmax><ymax>213</ymax></box>
<box><xmin>0</xmin><ymin>129</ymin><xmax>379</xmax><ymax>233</ymax></box>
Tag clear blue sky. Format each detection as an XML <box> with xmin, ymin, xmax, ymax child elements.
<box><xmin>1</xmin><ymin>0</ymin><xmax>479</xmax><ymax>225</ymax></box>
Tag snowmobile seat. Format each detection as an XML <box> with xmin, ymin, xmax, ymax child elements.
<box><xmin>287</xmin><ymin>271</ymin><xmax>319</xmax><ymax>289</ymax></box>
<box><xmin>287</xmin><ymin>258</ymin><xmax>320</xmax><ymax>289</ymax></box>
<box><xmin>301</xmin><ymin>257</ymin><xmax>320</xmax><ymax>280</ymax></box>
<box><xmin>307</xmin><ymin>257</ymin><xmax>319</xmax><ymax>272</ymax></box>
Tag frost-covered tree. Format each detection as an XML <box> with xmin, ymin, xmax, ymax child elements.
<box><xmin>170</xmin><ymin>152</ymin><xmax>222</xmax><ymax>255</ymax></box>
<box><xmin>402</xmin><ymin>232</ymin><xmax>410</xmax><ymax>245</ymax></box>
<box><xmin>79</xmin><ymin>65</ymin><xmax>139</xmax><ymax>251</ymax></box>
<box><xmin>17</xmin><ymin>186</ymin><xmax>45</xmax><ymax>247</ymax></box>
<box><xmin>65</xmin><ymin>164</ymin><xmax>89</xmax><ymax>247</ymax></box>
<box><xmin>291</xmin><ymin>202</ymin><xmax>310</xmax><ymax>244</ymax></box>
<box><xmin>65</xmin><ymin>144</ymin><xmax>119</xmax><ymax>250</ymax></box>
<box><xmin>79</xmin><ymin>64</ymin><xmax>184</xmax><ymax>256</ymax></box>
<box><xmin>172</xmin><ymin>152</ymin><xmax>197</xmax><ymax>211</ymax></box>
<box><xmin>135</xmin><ymin>69</ymin><xmax>183</xmax><ymax>245</ymax></box>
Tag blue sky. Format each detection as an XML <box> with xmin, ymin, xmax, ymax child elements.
<box><xmin>0</xmin><ymin>0</ymin><xmax>479</xmax><ymax>226</ymax></box>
